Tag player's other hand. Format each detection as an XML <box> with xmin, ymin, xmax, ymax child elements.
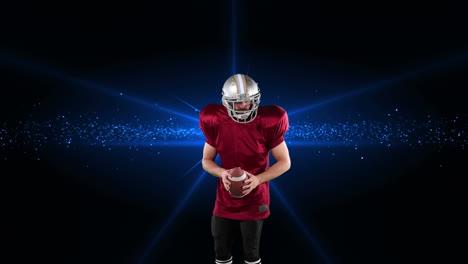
<box><xmin>242</xmin><ymin>171</ymin><xmax>260</xmax><ymax>196</ymax></box>
<box><xmin>221</xmin><ymin>169</ymin><xmax>232</xmax><ymax>191</ymax></box>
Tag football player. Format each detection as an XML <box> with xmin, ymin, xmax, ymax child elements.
<box><xmin>200</xmin><ymin>74</ymin><xmax>291</xmax><ymax>264</ymax></box>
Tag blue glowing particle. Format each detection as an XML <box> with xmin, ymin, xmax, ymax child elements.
<box><xmin>1</xmin><ymin>113</ymin><xmax>466</xmax><ymax>152</ymax></box>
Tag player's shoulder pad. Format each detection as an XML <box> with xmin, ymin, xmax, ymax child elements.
<box><xmin>258</xmin><ymin>105</ymin><xmax>288</xmax><ymax>129</ymax></box>
<box><xmin>258</xmin><ymin>105</ymin><xmax>287</xmax><ymax>119</ymax></box>
<box><xmin>200</xmin><ymin>104</ymin><xmax>224</xmax><ymax>117</ymax></box>
<box><xmin>199</xmin><ymin>104</ymin><xmax>226</xmax><ymax>124</ymax></box>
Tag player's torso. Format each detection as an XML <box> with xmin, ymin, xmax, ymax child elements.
<box><xmin>214</xmin><ymin>106</ymin><xmax>269</xmax><ymax>173</ymax></box>
<box><xmin>217</xmin><ymin>122</ymin><xmax>267</xmax><ymax>168</ymax></box>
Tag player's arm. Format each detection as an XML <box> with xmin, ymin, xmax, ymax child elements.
<box><xmin>243</xmin><ymin>141</ymin><xmax>291</xmax><ymax>195</ymax></box>
<box><xmin>202</xmin><ymin>142</ymin><xmax>231</xmax><ymax>190</ymax></box>
<box><xmin>258</xmin><ymin>141</ymin><xmax>291</xmax><ymax>183</ymax></box>
<box><xmin>249</xmin><ymin>141</ymin><xmax>291</xmax><ymax>182</ymax></box>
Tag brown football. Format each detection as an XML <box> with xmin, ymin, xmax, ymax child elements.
<box><xmin>228</xmin><ymin>167</ymin><xmax>247</xmax><ymax>198</ymax></box>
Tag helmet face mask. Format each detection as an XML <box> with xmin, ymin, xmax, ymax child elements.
<box><xmin>222</xmin><ymin>74</ymin><xmax>261</xmax><ymax>123</ymax></box>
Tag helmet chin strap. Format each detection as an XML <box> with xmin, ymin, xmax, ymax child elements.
<box><xmin>234</xmin><ymin>113</ymin><xmax>250</xmax><ymax>120</ymax></box>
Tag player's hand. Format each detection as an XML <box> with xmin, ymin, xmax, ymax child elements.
<box><xmin>221</xmin><ymin>169</ymin><xmax>232</xmax><ymax>191</ymax></box>
<box><xmin>242</xmin><ymin>171</ymin><xmax>260</xmax><ymax>196</ymax></box>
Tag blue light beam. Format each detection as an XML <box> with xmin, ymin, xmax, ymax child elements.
<box><xmin>176</xmin><ymin>96</ymin><xmax>201</xmax><ymax>112</ymax></box>
<box><xmin>270</xmin><ymin>182</ymin><xmax>333</xmax><ymax>264</ymax></box>
<box><xmin>177</xmin><ymin>159</ymin><xmax>203</xmax><ymax>180</ymax></box>
<box><xmin>0</xmin><ymin>49</ymin><xmax>199</xmax><ymax>122</ymax></box>
<box><xmin>136</xmin><ymin>170</ymin><xmax>208</xmax><ymax>264</ymax></box>
<box><xmin>152</xmin><ymin>103</ymin><xmax>199</xmax><ymax>122</ymax></box>
<box><xmin>289</xmin><ymin>50</ymin><xmax>468</xmax><ymax>116</ymax></box>
<box><xmin>231</xmin><ymin>0</ymin><xmax>238</xmax><ymax>74</ymax></box>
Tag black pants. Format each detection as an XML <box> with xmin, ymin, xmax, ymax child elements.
<box><xmin>211</xmin><ymin>215</ymin><xmax>264</xmax><ymax>263</ymax></box>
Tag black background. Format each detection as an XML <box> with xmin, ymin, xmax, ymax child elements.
<box><xmin>2</xmin><ymin>2</ymin><xmax>467</xmax><ymax>264</ymax></box>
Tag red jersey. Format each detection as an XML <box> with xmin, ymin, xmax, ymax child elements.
<box><xmin>199</xmin><ymin>104</ymin><xmax>289</xmax><ymax>220</ymax></box>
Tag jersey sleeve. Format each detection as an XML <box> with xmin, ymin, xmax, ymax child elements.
<box><xmin>264</xmin><ymin>106</ymin><xmax>289</xmax><ymax>150</ymax></box>
<box><xmin>199</xmin><ymin>104</ymin><xmax>219</xmax><ymax>147</ymax></box>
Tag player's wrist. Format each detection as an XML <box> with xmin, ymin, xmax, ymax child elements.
<box><xmin>218</xmin><ymin>167</ymin><xmax>228</xmax><ymax>178</ymax></box>
<box><xmin>257</xmin><ymin>175</ymin><xmax>267</xmax><ymax>184</ymax></box>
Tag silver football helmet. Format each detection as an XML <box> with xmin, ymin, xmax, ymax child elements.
<box><xmin>222</xmin><ymin>74</ymin><xmax>261</xmax><ymax>123</ymax></box>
